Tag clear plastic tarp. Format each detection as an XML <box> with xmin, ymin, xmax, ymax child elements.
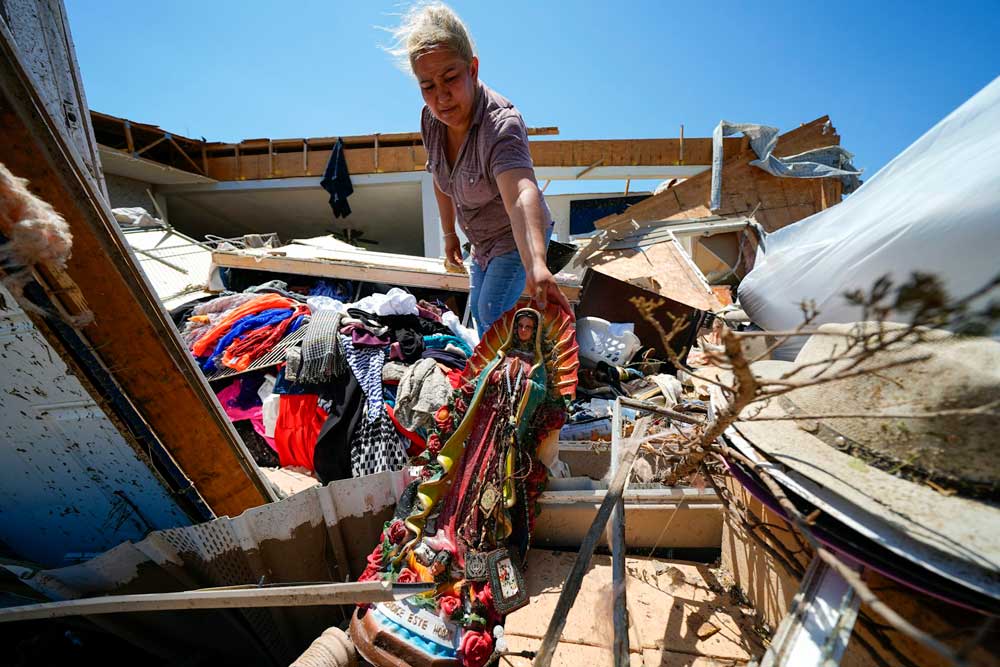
<box><xmin>739</xmin><ymin>76</ymin><xmax>1000</xmax><ymax>356</ymax></box>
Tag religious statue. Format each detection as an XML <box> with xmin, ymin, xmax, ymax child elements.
<box><xmin>350</xmin><ymin>304</ymin><xmax>579</xmax><ymax>667</ymax></box>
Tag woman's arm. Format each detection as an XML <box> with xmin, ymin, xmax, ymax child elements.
<box><xmin>434</xmin><ymin>180</ymin><xmax>464</xmax><ymax>267</ymax></box>
<box><xmin>496</xmin><ymin>168</ymin><xmax>573</xmax><ymax>315</ymax></box>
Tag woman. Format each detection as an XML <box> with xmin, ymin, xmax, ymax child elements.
<box><xmin>390</xmin><ymin>3</ymin><xmax>573</xmax><ymax>334</ymax></box>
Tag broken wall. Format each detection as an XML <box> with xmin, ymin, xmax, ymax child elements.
<box><xmin>594</xmin><ymin>117</ymin><xmax>843</xmax><ymax>233</ymax></box>
<box><xmin>105</xmin><ymin>173</ymin><xmax>154</xmax><ymax>211</ymax></box>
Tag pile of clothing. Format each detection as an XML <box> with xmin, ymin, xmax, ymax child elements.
<box><xmin>175</xmin><ymin>281</ymin><xmax>479</xmax><ymax>486</ymax></box>
<box><xmin>177</xmin><ymin>280</ymin><xmax>316</xmax><ymax>373</ymax></box>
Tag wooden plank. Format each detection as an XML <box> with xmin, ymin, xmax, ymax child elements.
<box><xmin>135</xmin><ymin>133</ymin><xmax>167</xmax><ymax>156</ymax></box>
<box><xmin>168</xmin><ymin>136</ymin><xmax>205</xmax><ymax>175</ymax></box>
<box><xmin>0</xmin><ymin>581</ymin><xmax>435</xmax><ymax>623</ymax></box>
<box><xmin>123</xmin><ymin>119</ymin><xmax>135</xmax><ymax>154</ymax></box>
<box><xmin>534</xmin><ymin>417</ymin><xmax>651</xmax><ymax>667</ymax></box>
<box><xmin>197</xmin><ymin>126</ymin><xmax>556</xmax><ymax>154</ymax></box>
<box><xmin>0</xmin><ymin>32</ymin><xmax>274</xmax><ymax>518</ymax></box>
<box><xmin>202</xmin><ymin>137</ymin><xmax>745</xmax><ymax>181</ymax></box>
<box><xmin>211</xmin><ymin>249</ymin><xmax>581</xmax><ymax>303</ymax></box>
<box><xmin>610</xmin><ymin>399</ymin><xmax>629</xmax><ymax>667</ymax></box>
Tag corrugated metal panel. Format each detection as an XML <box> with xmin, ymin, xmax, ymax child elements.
<box><xmin>5</xmin><ymin>470</ymin><xmax>409</xmax><ymax>665</ymax></box>
<box><xmin>0</xmin><ymin>283</ymin><xmax>193</xmax><ymax>567</ymax></box>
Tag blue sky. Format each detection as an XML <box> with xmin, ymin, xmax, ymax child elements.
<box><xmin>66</xmin><ymin>0</ymin><xmax>998</xmax><ymax>195</ymax></box>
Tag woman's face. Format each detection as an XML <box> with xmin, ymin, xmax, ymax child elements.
<box><xmin>413</xmin><ymin>48</ymin><xmax>478</xmax><ymax>129</ymax></box>
<box><xmin>516</xmin><ymin>316</ymin><xmax>536</xmax><ymax>343</ymax></box>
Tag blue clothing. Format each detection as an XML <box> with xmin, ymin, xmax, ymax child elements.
<box><xmin>422</xmin><ymin>334</ymin><xmax>473</xmax><ymax>358</ymax></box>
<box><xmin>309</xmin><ymin>279</ymin><xmax>352</xmax><ymax>301</ymax></box>
<box><xmin>468</xmin><ymin>225</ymin><xmax>553</xmax><ymax>334</ymax></box>
<box><xmin>201</xmin><ymin>307</ymin><xmax>293</xmax><ymax>372</ymax></box>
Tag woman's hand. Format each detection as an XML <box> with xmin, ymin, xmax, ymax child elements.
<box><xmin>443</xmin><ymin>233</ymin><xmax>464</xmax><ymax>268</ymax></box>
<box><xmin>527</xmin><ymin>264</ymin><xmax>574</xmax><ymax>317</ymax></box>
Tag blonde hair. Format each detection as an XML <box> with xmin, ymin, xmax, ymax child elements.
<box><xmin>384</xmin><ymin>2</ymin><xmax>476</xmax><ymax>75</ymax></box>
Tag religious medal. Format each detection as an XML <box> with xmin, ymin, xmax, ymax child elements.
<box><xmin>479</xmin><ymin>483</ymin><xmax>500</xmax><ymax>514</ymax></box>
<box><xmin>464</xmin><ymin>550</ymin><xmax>489</xmax><ymax>581</ymax></box>
<box><xmin>487</xmin><ymin>549</ymin><xmax>529</xmax><ymax>614</ymax></box>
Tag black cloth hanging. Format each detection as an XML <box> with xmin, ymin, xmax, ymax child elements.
<box><xmin>320</xmin><ymin>137</ymin><xmax>353</xmax><ymax>219</ymax></box>
<box><xmin>313</xmin><ymin>372</ymin><xmax>365</xmax><ymax>483</ymax></box>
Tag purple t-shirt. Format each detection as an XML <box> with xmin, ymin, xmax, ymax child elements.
<box><xmin>422</xmin><ymin>81</ymin><xmax>551</xmax><ymax>269</ymax></box>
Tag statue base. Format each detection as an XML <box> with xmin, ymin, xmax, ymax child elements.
<box><xmin>350</xmin><ymin>599</ymin><xmax>461</xmax><ymax>667</ymax></box>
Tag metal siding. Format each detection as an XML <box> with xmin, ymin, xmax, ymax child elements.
<box><xmin>0</xmin><ymin>284</ymin><xmax>192</xmax><ymax>567</ymax></box>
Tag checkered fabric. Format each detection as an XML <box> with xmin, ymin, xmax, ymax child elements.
<box><xmin>339</xmin><ymin>334</ymin><xmax>408</xmax><ymax>477</ymax></box>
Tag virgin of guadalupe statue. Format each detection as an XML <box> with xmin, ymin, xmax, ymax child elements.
<box><xmin>351</xmin><ymin>304</ymin><xmax>578</xmax><ymax>667</ymax></box>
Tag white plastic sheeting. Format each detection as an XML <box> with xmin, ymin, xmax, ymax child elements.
<box><xmin>740</xmin><ymin>76</ymin><xmax>1000</xmax><ymax>353</ymax></box>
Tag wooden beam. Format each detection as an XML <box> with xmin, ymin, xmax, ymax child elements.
<box><xmin>123</xmin><ymin>119</ymin><xmax>135</xmax><ymax>154</ymax></box>
<box><xmin>200</xmin><ymin>125</ymin><xmax>559</xmax><ymax>154</ymax></box>
<box><xmin>0</xmin><ymin>32</ymin><xmax>275</xmax><ymax>517</ymax></box>
<box><xmin>610</xmin><ymin>399</ymin><xmax>629</xmax><ymax>667</ymax></box>
<box><xmin>0</xmin><ymin>581</ymin><xmax>435</xmax><ymax>623</ymax></box>
<box><xmin>135</xmin><ymin>133</ymin><xmax>167</xmax><ymax>156</ymax></box>
<box><xmin>168</xmin><ymin>136</ymin><xmax>205</xmax><ymax>175</ymax></box>
<box><xmin>200</xmin><ymin>136</ymin><xmax>743</xmax><ymax>181</ymax></box>
<box><xmin>575</xmin><ymin>158</ymin><xmax>604</xmax><ymax>179</ymax></box>
<box><xmin>211</xmin><ymin>249</ymin><xmax>581</xmax><ymax>303</ymax></box>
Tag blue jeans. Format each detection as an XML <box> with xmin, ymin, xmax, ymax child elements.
<box><xmin>469</xmin><ymin>226</ymin><xmax>553</xmax><ymax>335</ymax></box>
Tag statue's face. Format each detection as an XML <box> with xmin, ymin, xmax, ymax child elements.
<box><xmin>516</xmin><ymin>316</ymin><xmax>536</xmax><ymax>343</ymax></box>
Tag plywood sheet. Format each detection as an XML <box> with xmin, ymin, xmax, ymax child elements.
<box><xmin>584</xmin><ymin>236</ymin><xmax>721</xmax><ymax>312</ymax></box>
<box><xmin>505</xmin><ymin>550</ymin><xmax>765</xmax><ymax>663</ymax></box>
<box><xmin>212</xmin><ymin>241</ymin><xmax>582</xmax><ymax>302</ymax></box>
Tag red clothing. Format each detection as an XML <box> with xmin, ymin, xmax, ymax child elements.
<box><xmin>386</xmin><ymin>404</ymin><xmax>425</xmax><ymax>455</ymax></box>
<box><xmin>273</xmin><ymin>394</ymin><xmax>327</xmax><ymax>471</ymax></box>
<box><xmin>446</xmin><ymin>367</ymin><xmax>465</xmax><ymax>390</ymax></box>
